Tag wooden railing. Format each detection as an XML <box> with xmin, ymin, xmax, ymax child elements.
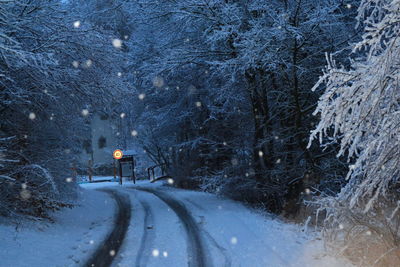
<box><xmin>147</xmin><ymin>163</ymin><xmax>171</xmax><ymax>182</ymax></box>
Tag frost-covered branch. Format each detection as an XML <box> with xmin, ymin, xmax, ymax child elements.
<box><xmin>309</xmin><ymin>0</ymin><xmax>400</xmax><ymax>212</ymax></box>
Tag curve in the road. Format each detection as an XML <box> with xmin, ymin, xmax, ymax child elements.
<box><xmin>135</xmin><ymin>187</ymin><xmax>210</xmax><ymax>267</ymax></box>
<box><xmin>84</xmin><ymin>189</ymin><xmax>131</xmax><ymax>267</ymax></box>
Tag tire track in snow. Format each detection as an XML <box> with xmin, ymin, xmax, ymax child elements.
<box><xmin>184</xmin><ymin>198</ymin><xmax>232</xmax><ymax>267</ymax></box>
<box><xmin>186</xmin><ymin>197</ymin><xmax>289</xmax><ymax>266</ymax></box>
<box><xmin>134</xmin><ymin>197</ymin><xmax>155</xmax><ymax>267</ymax></box>
<box><xmin>85</xmin><ymin>189</ymin><xmax>131</xmax><ymax>267</ymax></box>
<box><xmin>135</xmin><ymin>187</ymin><xmax>210</xmax><ymax>267</ymax></box>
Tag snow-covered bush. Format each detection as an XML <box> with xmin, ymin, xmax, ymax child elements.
<box><xmin>310</xmin><ymin>0</ymin><xmax>400</xmax><ymax>264</ymax></box>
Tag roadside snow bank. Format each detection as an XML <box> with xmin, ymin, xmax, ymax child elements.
<box><xmin>0</xmin><ymin>188</ymin><xmax>115</xmax><ymax>267</ymax></box>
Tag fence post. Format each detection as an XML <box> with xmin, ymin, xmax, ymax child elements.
<box><xmin>88</xmin><ymin>160</ymin><xmax>93</xmax><ymax>182</ymax></box>
<box><xmin>113</xmin><ymin>160</ymin><xmax>116</xmax><ymax>180</ymax></box>
<box><xmin>118</xmin><ymin>160</ymin><xmax>122</xmax><ymax>185</ymax></box>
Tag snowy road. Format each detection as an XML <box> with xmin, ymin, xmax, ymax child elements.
<box><xmin>134</xmin><ymin>187</ymin><xmax>209</xmax><ymax>267</ymax></box>
<box><xmin>0</xmin><ymin>180</ymin><xmax>354</xmax><ymax>266</ymax></box>
<box><xmin>80</xmin><ymin>181</ymin><xmax>352</xmax><ymax>267</ymax></box>
<box><xmin>85</xmin><ymin>189</ymin><xmax>131</xmax><ymax>267</ymax></box>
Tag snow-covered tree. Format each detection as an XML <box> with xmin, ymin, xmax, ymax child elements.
<box><xmin>116</xmin><ymin>0</ymin><xmax>361</xmax><ymax>212</ymax></box>
<box><xmin>310</xmin><ymin>0</ymin><xmax>400</xmax><ymax>212</ymax></box>
<box><xmin>137</xmin><ymin>0</ymin><xmax>359</xmax><ymax>210</ymax></box>
<box><xmin>309</xmin><ymin>0</ymin><xmax>400</xmax><ymax>264</ymax></box>
<box><xmin>0</xmin><ymin>0</ymin><xmax>129</xmax><ymax>219</ymax></box>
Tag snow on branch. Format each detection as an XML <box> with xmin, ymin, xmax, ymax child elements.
<box><xmin>309</xmin><ymin>0</ymin><xmax>400</xmax><ymax>212</ymax></box>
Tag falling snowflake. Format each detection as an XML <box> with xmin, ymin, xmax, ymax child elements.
<box><xmin>72</xmin><ymin>61</ymin><xmax>79</xmax><ymax>68</ymax></box>
<box><xmin>89</xmin><ymin>240</ymin><xmax>94</xmax><ymax>245</ymax></box>
<box><xmin>276</xmin><ymin>158</ymin><xmax>281</xmax><ymax>164</ymax></box>
<box><xmin>195</xmin><ymin>101</ymin><xmax>202</xmax><ymax>107</ymax></box>
<box><xmin>258</xmin><ymin>151</ymin><xmax>263</xmax><ymax>157</ymax></box>
<box><xmin>339</xmin><ymin>224</ymin><xmax>344</xmax><ymax>230</ymax></box>
<box><xmin>346</xmin><ymin>4</ymin><xmax>352</xmax><ymax>8</ymax></box>
<box><xmin>230</xmin><ymin>237</ymin><xmax>238</xmax><ymax>245</ymax></box>
<box><xmin>85</xmin><ymin>59</ymin><xmax>93</xmax><ymax>68</ymax></box>
<box><xmin>117</xmin><ymin>72</ymin><xmax>122</xmax><ymax>77</ymax></box>
<box><xmin>112</xmin><ymin>39</ymin><xmax>122</xmax><ymax>49</ymax></box>
<box><xmin>138</xmin><ymin>93</ymin><xmax>145</xmax><ymax>100</ymax></box>
<box><xmin>109</xmin><ymin>250</ymin><xmax>116</xmax><ymax>256</ymax></box>
<box><xmin>120</xmin><ymin>113</ymin><xmax>126</xmax><ymax>119</ymax></box>
<box><xmin>163</xmin><ymin>251</ymin><xmax>168</xmax><ymax>257</ymax></box>
<box><xmin>152</xmin><ymin>249</ymin><xmax>159</xmax><ymax>257</ymax></box>
<box><xmin>73</xmin><ymin>21</ymin><xmax>81</xmax><ymax>28</ymax></box>
<box><xmin>152</xmin><ymin>76</ymin><xmax>164</xmax><ymax>88</ymax></box>
<box><xmin>20</xmin><ymin>189</ymin><xmax>31</xmax><ymax>200</ymax></box>
<box><xmin>167</xmin><ymin>178</ymin><xmax>174</xmax><ymax>185</ymax></box>
<box><xmin>305</xmin><ymin>188</ymin><xmax>311</xmax><ymax>194</ymax></box>
<box><xmin>81</xmin><ymin>109</ymin><xmax>89</xmax><ymax>116</ymax></box>
<box><xmin>66</xmin><ymin>177</ymin><xmax>73</xmax><ymax>183</ymax></box>
<box><xmin>131</xmin><ymin>130</ymin><xmax>138</xmax><ymax>137</ymax></box>
<box><xmin>29</xmin><ymin>112</ymin><xmax>36</xmax><ymax>120</ymax></box>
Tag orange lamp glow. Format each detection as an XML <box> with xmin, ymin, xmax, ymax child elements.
<box><xmin>113</xmin><ymin>149</ymin><xmax>123</xmax><ymax>160</ymax></box>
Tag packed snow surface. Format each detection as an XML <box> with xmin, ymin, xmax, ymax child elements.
<box><xmin>85</xmin><ymin>179</ymin><xmax>354</xmax><ymax>267</ymax></box>
<box><xmin>0</xmin><ymin>178</ymin><xmax>353</xmax><ymax>267</ymax></box>
<box><xmin>0</xmin><ymin>188</ymin><xmax>115</xmax><ymax>267</ymax></box>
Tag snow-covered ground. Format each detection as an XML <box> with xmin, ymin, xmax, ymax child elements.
<box><xmin>83</xmin><ymin>179</ymin><xmax>353</xmax><ymax>267</ymax></box>
<box><xmin>0</xmin><ymin>178</ymin><xmax>354</xmax><ymax>267</ymax></box>
<box><xmin>0</xmin><ymin>188</ymin><xmax>115</xmax><ymax>267</ymax></box>
<box><xmin>115</xmin><ymin>181</ymin><xmax>353</xmax><ymax>267</ymax></box>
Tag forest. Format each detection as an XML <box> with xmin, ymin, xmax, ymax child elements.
<box><xmin>1</xmin><ymin>0</ymin><xmax>399</xmax><ymax>266</ymax></box>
